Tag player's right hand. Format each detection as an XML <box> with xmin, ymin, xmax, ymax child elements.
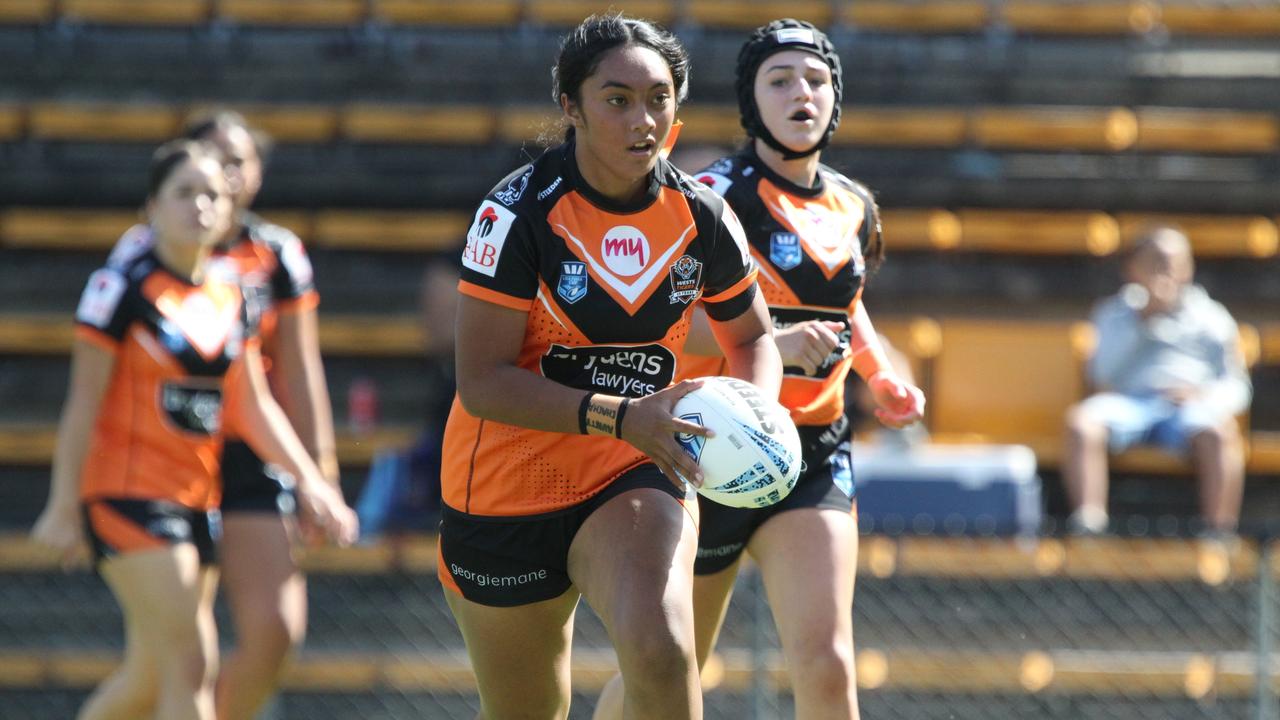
<box><xmin>619</xmin><ymin>379</ymin><xmax>712</xmax><ymax>489</ymax></box>
<box><xmin>31</xmin><ymin>502</ymin><xmax>90</xmax><ymax>570</ymax></box>
<box><xmin>295</xmin><ymin>478</ymin><xmax>359</xmax><ymax>547</ymax></box>
<box><xmin>775</xmin><ymin>320</ymin><xmax>846</xmax><ymax>376</ymax></box>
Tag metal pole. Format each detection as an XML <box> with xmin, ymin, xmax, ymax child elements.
<box><xmin>749</xmin><ymin>563</ymin><xmax>774</xmax><ymax>719</ymax></box>
<box><xmin>1256</xmin><ymin>539</ymin><xmax>1275</xmax><ymax>720</ymax></box>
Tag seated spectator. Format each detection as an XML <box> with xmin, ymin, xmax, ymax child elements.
<box><xmin>1063</xmin><ymin>226</ymin><xmax>1251</xmax><ymax>535</ymax></box>
<box><xmin>355</xmin><ymin>253</ymin><xmax>458</xmax><ymax>539</ymax></box>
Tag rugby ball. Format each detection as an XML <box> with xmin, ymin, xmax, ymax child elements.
<box><xmin>672</xmin><ymin>376</ymin><xmax>802</xmax><ymax>509</ymax></box>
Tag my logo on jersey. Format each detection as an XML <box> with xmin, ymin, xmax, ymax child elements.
<box><xmin>601</xmin><ymin>226</ymin><xmax>649</xmax><ymax>277</ymax></box>
<box><xmin>667</xmin><ymin>255</ymin><xmax>703</xmax><ymax>304</ymax></box>
<box><xmin>494</xmin><ymin>167</ymin><xmax>532</xmax><ymax>206</ymax></box>
<box><xmin>675</xmin><ymin>413</ymin><xmax>706</xmax><ymax>463</ymax></box>
<box><xmin>463</xmin><ymin>201</ymin><xmax>516</xmax><ymax>278</ymax></box>
<box><xmin>770</xmin><ymin>232</ymin><xmax>802</xmax><ymax>270</ymax></box>
<box><xmin>556</xmin><ymin>261</ymin><xmax>588</xmax><ymax>305</ymax></box>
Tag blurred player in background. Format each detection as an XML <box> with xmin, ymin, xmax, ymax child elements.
<box><xmin>30</xmin><ymin>140</ymin><xmax>356</xmax><ymax>720</ymax></box>
<box><xmin>596</xmin><ymin>19</ymin><xmax>925</xmax><ymax>720</ymax></box>
<box><xmin>439</xmin><ymin>13</ymin><xmax>781</xmax><ymax>719</ymax></box>
<box><xmin>108</xmin><ymin>110</ymin><xmax>342</xmax><ymax>720</ymax></box>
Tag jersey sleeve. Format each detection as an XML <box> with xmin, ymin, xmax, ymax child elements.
<box><xmin>73</xmin><ymin>268</ymin><xmax>132</xmax><ymax>350</ymax></box>
<box><xmin>258</xmin><ymin>224</ymin><xmax>319</xmax><ymax>312</ymax></box>
<box><xmin>698</xmin><ymin>194</ymin><xmax>758</xmax><ymax>321</ymax></box>
<box><xmin>457</xmin><ymin>195</ymin><xmax>540</xmax><ymax>312</ymax></box>
<box><xmin>105</xmin><ymin>224</ymin><xmax>153</xmax><ymax>270</ymax></box>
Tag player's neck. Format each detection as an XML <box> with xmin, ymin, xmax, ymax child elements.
<box><xmin>573</xmin><ymin>141</ymin><xmax>649</xmax><ymax>206</ymax></box>
<box><xmin>153</xmin><ymin>238</ymin><xmax>211</xmax><ymax>284</ymax></box>
<box><xmin>753</xmin><ymin>139</ymin><xmax>820</xmax><ymax>189</ymax></box>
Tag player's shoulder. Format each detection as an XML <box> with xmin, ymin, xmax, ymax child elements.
<box><xmin>243</xmin><ymin>213</ymin><xmax>303</xmax><ymax>252</ymax></box>
<box><xmin>688</xmin><ymin>154</ymin><xmax>750</xmax><ymax>199</ymax></box>
<box><xmin>485</xmin><ymin>145</ymin><xmax>573</xmax><ymax>213</ymax></box>
<box><xmin>76</xmin><ymin>260</ymin><xmax>143</xmax><ymax>327</ymax></box>
<box><xmin>662</xmin><ymin>159</ymin><xmax>731</xmax><ymax>218</ymax></box>
<box><xmin>106</xmin><ymin>224</ymin><xmax>153</xmax><ymax>269</ymax></box>
<box><xmin>820</xmin><ymin>164</ymin><xmax>874</xmax><ymax>203</ymax></box>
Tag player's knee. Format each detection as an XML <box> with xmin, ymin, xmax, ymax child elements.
<box><xmin>789</xmin><ymin>637</ymin><xmax>855</xmax><ymax>701</ymax></box>
<box><xmin>239</xmin><ymin>605</ymin><xmax>306</xmax><ymax>658</ymax></box>
<box><xmin>613</xmin><ymin>619</ymin><xmax>695</xmax><ymax>689</ymax></box>
<box><xmin>160</xmin><ymin>642</ymin><xmax>218</xmax><ymax>692</ymax></box>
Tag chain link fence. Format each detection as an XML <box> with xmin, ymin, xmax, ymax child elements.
<box><xmin>0</xmin><ymin>532</ymin><xmax>1276</xmax><ymax>719</ymax></box>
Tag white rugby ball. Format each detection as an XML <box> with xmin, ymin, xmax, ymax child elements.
<box><xmin>672</xmin><ymin>376</ymin><xmax>802</xmax><ymax>509</ymax></box>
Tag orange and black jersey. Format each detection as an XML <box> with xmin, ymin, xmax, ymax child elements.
<box><xmin>444</xmin><ymin>139</ymin><xmax>759</xmax><ymax>517</ymax></box>
<box><xmin>74</xmin><ymin>250</ymin><xmax>262</xmax><ymax>511</ymax></box>
<box><xmin>108</xmin><ymin>214</ymin><xmax>319</xmax><ymax>347</ymax></box>
<box><xmin>691</xmin><ymin>147</ymin><xmax>879</xmax><ymax>426</ymax></box>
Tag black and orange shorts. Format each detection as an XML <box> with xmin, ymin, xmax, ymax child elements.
<box><xmin>438</xmin><ymin>463</ymin><xmax>687</xmax><ymax>607</ymax></box>
<box><xmin>82</xmin><ymin>498</ymin><xmax>222</xmax><ymax>566</ymax></box>
<box><xmin>695</xmin><ymin>417</ymin><xmax>855</xmax><ymax>575</ymax></box>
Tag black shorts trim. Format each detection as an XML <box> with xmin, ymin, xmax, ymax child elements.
<box><xmin>82</xmin><ymin>498</ymin><xmax>221</xmax><ymax>567</ymax></box>
<box><xmin>220</xmin><ymin>440</ymin><xmax>297</xmax><ymax>515</ymax></box>
<box><xmin>438</xmin><ymin>463</ymin><xmax>686</xmax><ymax>607</ymax></box>
<box><xmin>694</xmin><ymin>418</ymin><xmax>854</xmax><ymax>575</ymax></box>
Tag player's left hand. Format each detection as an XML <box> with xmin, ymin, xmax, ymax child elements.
<box><xmin>295</xmin><ymin>477</ymin><xmax>359</xmax><ymax>547</ymax></box>
<box><xmin>867</xmin><ymin>371</ymin><xmax>926</xmax><ymax>428</ymax></box>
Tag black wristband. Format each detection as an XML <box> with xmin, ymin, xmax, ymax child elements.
<box><xmin>578</xmin><ymin>392</ymin><xmax>594</xmax><ymax>435</ymax></box>
<box><xmin>614</xmin><ymin>397</ymin><xmax>630</xmax><ymax>439</ymax></box>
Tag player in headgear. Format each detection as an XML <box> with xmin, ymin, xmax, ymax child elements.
<box><xmin>595</xmin><ymin>18</ymin><xmax>924</xmax><ymax>720</ymax></box>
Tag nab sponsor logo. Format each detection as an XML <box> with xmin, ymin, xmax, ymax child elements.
<box><xmin>694</xmin><ymin>171</ymin><xmax>732</xmax><ymax>196</ymax></box>
<box><xmin>463</xmin><ymin>201</ymin><xmax>515</xmax><ymax>278</ymax></box>
<box><xmin>76</xmin><ymin>269</ymin><xmax>127</xmax><ymax>328</ymax></box>
<box><xmin>601</xmin><ymin>226</ymin><xmax>649</xmax><ymax>277</ymax></box>
<box><xmin>476</xmin><ymin>207</ymin><xmax>499</xmax><ymax>238</ymax></box>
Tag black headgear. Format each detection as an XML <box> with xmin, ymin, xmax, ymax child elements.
<box><xmin>735</xmin><ymin>19</ymin><xmax>843</xmax><ymax>160</ymax></box>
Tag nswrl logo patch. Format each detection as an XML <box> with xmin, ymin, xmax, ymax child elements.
<box><xmin>556</xmin><ymin>261</ymin><xmax>588</xmax><ymax>304</ymax></box>
<box><xmin>770</xmin><ymin>232</ymin><xmax>802</xmax><ymax>270</ymax></box>
<box><xmin>675</xmin><ymin>413</ymin><xmax>705</xmax><ymax>462</ymax></box>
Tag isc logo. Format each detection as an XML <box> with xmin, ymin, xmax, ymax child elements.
<box><xmin>601</xmin><ymin>225</ymin><xmax>649</xmax><ymax>277</ymax></box>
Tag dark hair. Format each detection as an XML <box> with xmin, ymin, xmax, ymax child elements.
<box><xmin>853</xmin><ymin>180</ymin><xmax>885</xmax><ymax>277</ymax></box>
<box><xmin>147</xmin><ymin>139</ymin><xmax>221</xmax><ymax>198</ymax></box>
<box><xmin>552</xmin><ymin>12</ymin><xmax>689</xmax><ymax>130</ymax></box>
<box><xmin>183</xmin><ymin>109</ymin><xmax>274</xmax><ymax>159</ymax></box>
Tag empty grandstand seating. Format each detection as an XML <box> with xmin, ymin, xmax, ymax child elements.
<box><xmin>526</xmin><ymin>0</ymin><xmax>675</xmax><ymax>26</ymax></box>
<box><xmin>9</xmin><ymin>100</ymin><xmax>1280</xmax><ymax>156</ymax></box>
<box><xmin>217</xmin><ymin>0</ymin><xmax>365</xmax><ymax>26</ymax></box>
<box><xmin>372</xmin><ymin>0</ymin><xmax>521</xmax><ymax>26</ymax></box>
<box><xmin>0</xmin><ymin>0</ymin><xmax>1279</xmax><ymax>38</ymax></box>
<box><xmin>928</xmin><ymin>320</ymin><xmax>1089</xmax><ymax>463</ymax></box>
<box><xmin>845</xmin><ymin>0</ymin><xmax>988</xmax><ymax>33</ymax></box>
<box><xmin>60</xmin><ymin>0</ymin><xmax>208</xmax><ymax>25</ymax></box>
